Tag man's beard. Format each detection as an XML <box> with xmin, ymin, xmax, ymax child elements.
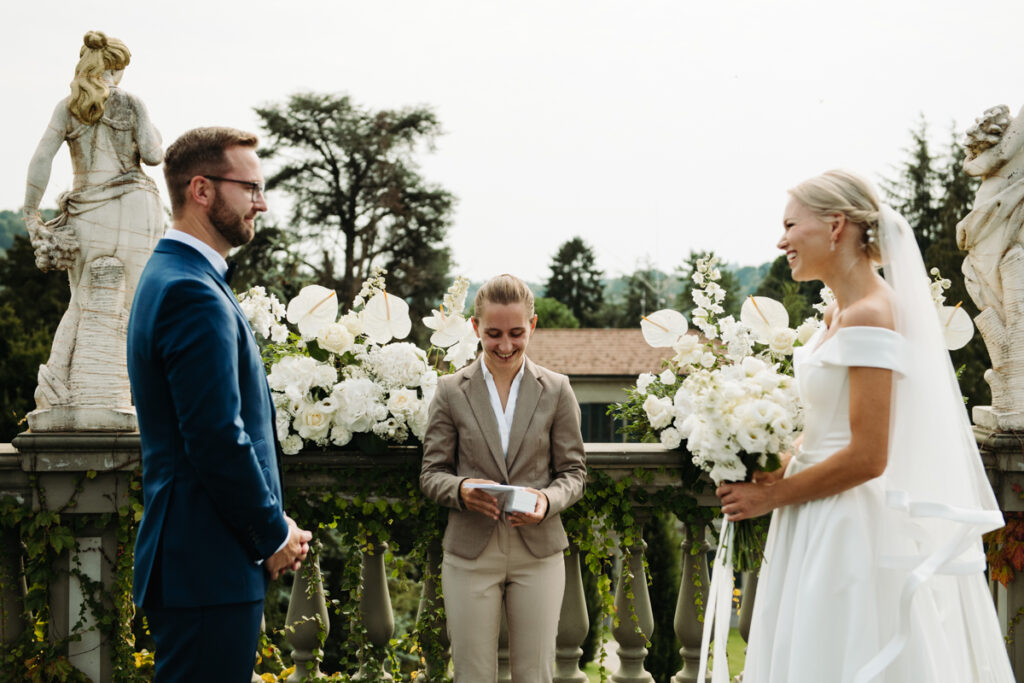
<box><xmin>209</xmin><ymin>194</ymin><xmax>254</xmax><ymax>248</ymax></box>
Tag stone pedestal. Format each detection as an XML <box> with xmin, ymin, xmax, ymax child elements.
<box><xmin>974</xmin><ymin>425</ymin><xmax>1024</xmax><ymax>672</ymax></box>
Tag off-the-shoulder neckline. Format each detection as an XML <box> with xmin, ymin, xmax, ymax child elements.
<box><xmin>810</xmin><ymin>324</ymin><xmax>901</xmax><ymax>354</ymax></box>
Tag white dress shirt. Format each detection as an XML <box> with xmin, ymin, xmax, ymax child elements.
<box><xmin>479</xmin><ymin>358</ymin><xmax>527</xmax><ymax>457</ymax></box>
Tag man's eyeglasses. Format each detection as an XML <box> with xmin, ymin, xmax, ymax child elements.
<box><xmin>201</xmin><ymin>176</ymin><xmax>265</xmax><ymax>202</ymax></box>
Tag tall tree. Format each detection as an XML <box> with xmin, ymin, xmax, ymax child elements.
<box><xmin>254</xmin><ymin>92</ymin><xmax>454</xmax><ymax>325</ymax></box>
<box><xmin>883</xmin><ymin>120</ymin><xmax>991</xmax><ymax>410</ymax></box>
<box><xmin>611</xmin><ymin>263</ymin><xmax>676</xmax><ymax>328</ymax></box>
<box><xmin>544</xmin><ymin>236</ymin><xmax>605</xmax><ymax>326</ymax></box>
<box><xmin>882</xmin><ymin>115</ymin><xmax>941</xmax><ymax>255</ymax></box>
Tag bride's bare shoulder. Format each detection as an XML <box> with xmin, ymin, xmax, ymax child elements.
<box><xmin>838</xmin><ymin>291</ymin><xmax>895</xmax><ymax>331</ymax></box>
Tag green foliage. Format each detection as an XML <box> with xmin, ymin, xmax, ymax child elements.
<box><xmin>0</xmin><ymin>235</ymin><xmax>68</xmax><ymax>441</ymax></box>
<box><xmin>0</xmin><ymin>471</ymin><xmax>145</xmax><ymax>682</ymax></box>
<box><xmin>254</xmin><ymin>92</ymin><xmax>454</xmax><ymax>342</ymax></box>
<box><xmin>231</xmin><ymin>221</ymin><xmax>313</xmax><ymax>303</ymax></box>
<box><xmin>544</xmin><ymin>236</ymin><xmax>605</xmax><ymax>326</ymax></box>
<box><xmin>535</xmin><ymin>296</ymin><xmax>580</xmax><ymax>329</ymax></box>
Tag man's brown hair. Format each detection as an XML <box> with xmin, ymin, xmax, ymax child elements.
<box><xmin>163</xmin><ymin>127</ymin><xmax>258</xmax><ymax>216</ymax></box>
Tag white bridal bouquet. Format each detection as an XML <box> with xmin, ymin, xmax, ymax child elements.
<box><xmin>619</xmin><ymin>255</ymin><xmax>812</xmax><ymax>570</ymax></box>
<box><xmin>238</xmin><ymin>268</ymin><xmax>479</xmax><ymax>454</ymax></box>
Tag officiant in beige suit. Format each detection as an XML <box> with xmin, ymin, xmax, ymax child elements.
<box><xmin>420</xmin><ymin>273</ymin><xmax>587</xmax><ymax>682</ymax></box>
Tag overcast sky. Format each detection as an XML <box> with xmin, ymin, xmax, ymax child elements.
<box><xmin>2</xmin><ymin>0</ymin><xmax>1021</xmax><ymax>284</ymax></box>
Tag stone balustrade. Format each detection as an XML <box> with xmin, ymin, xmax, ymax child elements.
<box><xmin>1</xmin><ymin>435</ymin><xmax>1019</xmax><ymax>681</ymax></box>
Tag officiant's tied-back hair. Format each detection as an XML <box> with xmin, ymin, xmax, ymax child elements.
<box><xmin>68</xmin><ymin>31</ymin><xmax>131</xmax><ymax>125</ymax></box>
<box><xmin>789</xmin><ymin>170</ymin><xmax>883</xmax><ymax>263</ymax></box>
<box><xmin>473</xmin><ymin>274</ymin><xmax>536</xmax><ymax>320</ymax></box>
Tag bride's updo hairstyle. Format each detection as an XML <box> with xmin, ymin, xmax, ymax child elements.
<box><xmin>472</xmin><ymin>274</ymin><xmax>536</xmax><ymax>321</ymax></box>
<box><xmin>789</xmin><ymin>169</ymin><xmax>883</xmax><ymax>263</ymax></box>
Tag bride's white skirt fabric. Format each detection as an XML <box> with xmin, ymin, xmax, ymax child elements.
<box><xmin>742</xmin><ymin>459</ymin><xmax>1014</xmax><ymax>683</ymax></box>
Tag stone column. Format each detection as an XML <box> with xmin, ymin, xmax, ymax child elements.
<box><xmin>611</xmin><ymin>531</ymin><xmax>655</xmax><ymax>683</ymax></box>
<box><xmin>353</xmin><ymin>542</ymin><xmax>395</xmax><ymax>681</ymax></box>
<box><xmin>554</xmin><ymin>544</ymin><xmax>589</xmax><ymax>683</ymax></box>
<box><xmin>0</xmin><ymin>445</ymin><xmax>29</xmax><ymax>649</ymax></box>
<box><xmin>976</xmin><ymin>427</ymin><xmax>1024</xmax><ymax>675</ymax></box>
<box><xmin>672</xmin><ymin>523</ymin><xmax>711</xmax><ymax>683</ymax></box>
<box><xmin>285</xmin><ymin>555</ymin><xmax>329</xmax><ymax>682</ymax></box>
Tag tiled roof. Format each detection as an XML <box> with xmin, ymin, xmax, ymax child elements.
<box><xmin>526</xmin><ymin>328</ymin><xmax>676</xmax><ymax>377</ymax></box>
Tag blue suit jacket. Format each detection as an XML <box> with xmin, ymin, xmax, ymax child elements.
<box><xmin>127</xmin><ymin>238</ymin><xmax>288</xmax><ymax>608</ymax></box>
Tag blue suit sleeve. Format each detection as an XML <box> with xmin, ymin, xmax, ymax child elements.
<box><xmin>156</xmin><ymin>278</ymin><xmax>288</xmax><ymax>561</ymax></box>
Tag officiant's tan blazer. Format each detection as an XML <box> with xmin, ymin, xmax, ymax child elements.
<box><xmin>420</xmin><ymin>356</ymin><xmax>587</xmax><ymax>559</ymax></box>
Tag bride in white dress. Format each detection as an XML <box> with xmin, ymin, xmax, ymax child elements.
<box><xmin>717</xmin><ymin>170</ymin><xmax>1015</xmax><ymax>682</ymax></box>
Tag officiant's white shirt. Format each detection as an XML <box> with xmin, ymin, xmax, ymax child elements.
<box><xmin>480</xmin><ymin>359</ymin><xmax>526</xmax><ymax>458</ymax></box>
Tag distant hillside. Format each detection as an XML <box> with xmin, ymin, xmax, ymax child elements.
<box><xmin>0</xmin><ymin>211</ymin><xmax>27</xmax><ymax>253</ymax></box>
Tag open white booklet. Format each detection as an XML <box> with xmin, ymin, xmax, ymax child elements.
<box><xmin>463</xmin><ymin>483</ymin><xmax>538</xmax><ymax>514</ymax></box>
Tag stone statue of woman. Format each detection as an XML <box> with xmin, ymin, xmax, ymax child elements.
<box><xmin>22</xmin><ymin>31</ymin><xmax>164</xmax><ymax>431</ymax></box>
<box><xmin>957</xmin><ymin>103</ymin><xmax>1024</xmax><ymax>430</ymax></box>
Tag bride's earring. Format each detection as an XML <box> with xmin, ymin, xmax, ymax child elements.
<box><xmin>830</xmin><ymin>238</ymin><xmax>836</xmax><ymax>252</ymax></box>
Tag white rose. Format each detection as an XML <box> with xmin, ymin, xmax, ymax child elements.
<box><xmin>333</xmin><ymin>377</ymin><xmax>385</xmax><ymax>432</ymax></box>
<box><xmin>795</xmin><ymin>318</ymin><xmax>819</xmax><ymax>345</ymax></box>
<box><xmin>339</xmin><ymin>311</ymin><xmax>364</xmax><ymax>337</ymax></box>
<box><xmin>409</xmin><ymin>402</ymin><xmax>429</xmax><ymax>440</ymax></box>
<box><xmin>296</xmin><ymin>399</ymin><xmax>334</xmax><ymax>442</ymax></box>
<box><xmin>643</xmin><ymin>395</ymin><xmax>674</xmax><ymax>430</ymax></box>
<box><xmin>659</xmin><ymin>369</ymin><xmax>676</xmax><ymax>386</ymax></box>
<box><xmin>659</xmin><ymin>426</ymin><xmax>683</xmax><ymax>450</ymax></box>
<box><xmin>387</xmin><ymin>388</ymin><xmax>419</xmax><ymax>418</ymax></box>
<box><xmin>636</xmin><ymin>372</ymin><xmax>657</xmax><ymax>395</ymax></box>
<box><xmin>331</xmin><ymin>425</ymin><xmax>353</xmax><ymax>447</ymax></box>
<box><xmin>317</xmin><ymin>323</ymin><xmax>355</xmax><ymax>355</ymax></box>
<box><xmin>700</xmin><ymin>352</ymin><xmax>716</xmax><ymax>368</ymax></box>
<box><xmin>281</xmin><ymin>434</ymin><xmax>304</xmax><ymax>455</ymax></box>
<box><xmin>767</xmin><ymin>328</ymin><xmax>798</xmax><ymax>356</ymax></box>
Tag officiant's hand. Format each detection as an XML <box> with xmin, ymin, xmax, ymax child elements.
<box><xmin>717</xmin><ymin>482</ymin><xmax>775</xmax><ymax>522</ymax></box>
<box><xmin>510</xmin><ymin>489</ymin><xmax>548</xmax><ymax>527</ymax></box>
<box><xmin>265</xmin><ymin>515</ymin><xmax>313</xmax><ymax>580</ymax></box>
<box><xmin>460</xmin><ymin>478</ymin><xmax>501</xmax><ymax>520</ymax></box>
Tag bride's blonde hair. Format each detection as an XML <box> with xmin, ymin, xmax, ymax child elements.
<box><xmin>68</xmin><ymin>31</ymin><xmax>131</xmax><ymax>125</ymax></box>
<box><xmin>789</xmin><ymin>169</ymin><xmax>882</xmax><ymax>262</ymax></box>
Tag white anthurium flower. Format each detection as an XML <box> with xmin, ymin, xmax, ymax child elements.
<box><xmin>939</xmin><ymin>303</ymin><xmax>974</xmax><ymax>350</ymax></box>
<box><xmin>445</xmin><ymin>330</ymin><xmax>480</xmax><ymax>369</ymax></box>
<box><xmin>287</xmin><ymin>285</ymin><xmax>338</xmax><ymax>339</ymax></box>
<box><xmin>740</xmin><ymin>296</ymin><xmax>790</xmax><ymax>344</ymax></box>
<box><xmin>424</xmin><ymin>311</ymin><xmax>474</xmax><ymax>348</ymax></box>
<box><xmin>641</xmin><ymin>309</ymin><xmax>688</xmax><ymax>348</ymax></box>
<box><xmin>362</xmin><ymin>291</ymin><xmax>412</xmax><ymax>345</ymax></box>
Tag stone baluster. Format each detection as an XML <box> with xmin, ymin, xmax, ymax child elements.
<box><xmin>737</xmin><ymin>571</ymin><xmax>758</xmax><ymax>643</ymax></box>
<box><xmin>554</xmin><ymin>543</ymin><xmax>589</xmax><ymax>683</ymax></box>
<box><xmin>353</xmin><ymin>542</ymin><xmax>395</xmax><ymax>681</ymax></box>
<box><xmin>415</xmin><ymin>541</ymin><xmax>449</xmax><ymax>680</ymax></box>
<box><xmin>498</xmin><ymin>606</ymin><xmax>512</xmax><ymax>682</ymax></box>
<box><xmin>285</xmin><ymin>555</ymin><xmax>330</xmax><ymax>682</ymax></box>
<box><xmin>611</xmin><ymin>531</ymin><xmax>655</xmax><ymax>683</ymax></box>
<box><xmin>672</xmin><ymin>523</ymin><xmax>711</xmax><ymax>683</ymax></box>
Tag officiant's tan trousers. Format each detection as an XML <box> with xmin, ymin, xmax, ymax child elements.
<box><xmin>442</xmin><ymin>521</ymin><xmax>564</xmax><ymax>682</ymax></box>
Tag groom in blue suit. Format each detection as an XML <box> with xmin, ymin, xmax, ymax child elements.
<box><xmin>128</xmin><ymin>127</ymin><xmax>312</xmax><ymax>681</ymax></box>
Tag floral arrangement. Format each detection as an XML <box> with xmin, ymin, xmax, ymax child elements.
<box><xmin>614</xmin><ymin>255</ymin><xmax>813</xmax><ymax>570</ymax></box>
<box><xmin>237</xmin><ymin>268</ymin><xmax>479</xmax><ymax>454</ymax></box>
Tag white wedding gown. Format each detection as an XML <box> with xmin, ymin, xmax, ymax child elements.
<box><xmin>742</xmin><ymin>325</ymin><xmax>1015</xmax><ymax>682</ymax></box>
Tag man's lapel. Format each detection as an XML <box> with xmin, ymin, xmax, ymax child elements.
<box><xmin>463</xmin><ymin>360</ymin><xmax>510</xmax><ymax>482</ymax></box>
<box><xmin>506</xmin><ymin>358</ymin><xmax>541</xmax><ymax>470</ymax></box>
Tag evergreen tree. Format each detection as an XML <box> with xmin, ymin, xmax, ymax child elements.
<box><xmin>882</xmin><ymin>115</ymin><xmax>941</xmax><ymax>255</ymax></box>
<box><xmin>254</xmin><ymin>92</ymin><xmax>454</xmax><ymax>330</ymax></box>
<box><xmin>544</xmin><ymin>237</ymin><xmax>605</xmax><ymax>326</ymax></box>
